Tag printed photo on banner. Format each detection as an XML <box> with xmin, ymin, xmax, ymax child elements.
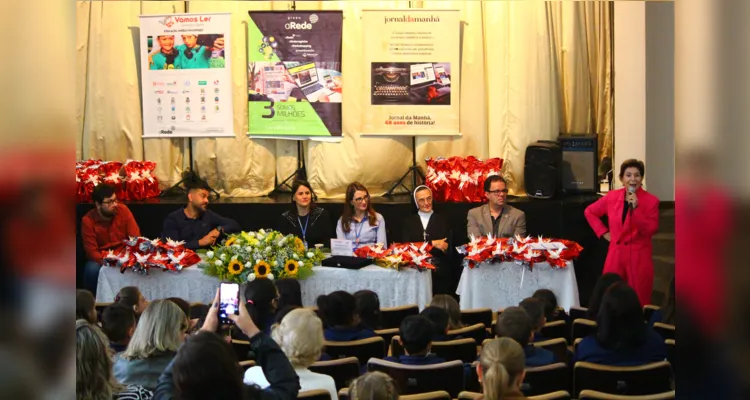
<box><xmin>248</xmin><ymin>61</ymin><xmax>342</xmax><ymax>103</ymax></box>
<box><xmin>147</xmin><ymin>34</ymin><xmax>226</xmax><ymax>70</ymax></box>
<box><xmin>371</xmin><ymin>62</ymin><xmax>451</xmax><ymax>105</ymax></box>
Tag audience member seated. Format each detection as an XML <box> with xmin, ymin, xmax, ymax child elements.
<box><xmin>317</xmin><ymin>291</ymin><xmax>376</xmax><ymax>342</ymax></box>
<box><xmin>385</xmin><ymin>316</ymin><xmax>446</xmax><ymax>365</ymax></box>
<box><xmin>166</xmin><ymin>297</ymin><xmax>199</xmax><ymax>334</ymax></box>
<box><xmin>429</xmin><ymin>294</ymin><xmax>464</xmax><ymax>331</ymax></box>
<box><xmin>244</xmin><ymin>308</ymin><xmax>337</xmax><ymax>399</ymax></box>
<box><xmin>235</xmin><ymin>278</ymin><xmax>279</xmax><ymax>337</ymax></box>
<box><xmin>494</xmin><ymin>307</ymin><xmax>556</xmax><ymax>367</ymax></box>
<box><xmin>476</xmin><ymin>337</ymin><xmax>529</xmax><ymax>400</ymax></box>
<box><xmin>649</xmin><ymin>277</ymin><xmax>675</xmax><ymax>326</ymax></box>
<box><xmin>574</xmin><ymin>282</ymin><xmax>667</xmax><ymax>366</ymax></box>
<box><xmin>336</xmin><ymin>182</ymin><xmax>387</xmax><ymax>249</ymax></box>
<box><xmin>276</xmin><ymin>179</ymin><xmax>334</xmax><ymax>249</ymax></box>
<box><xmin>76</xmin><ymin>319</ymin><xmax>153</xmax><ymax>400</ymax></box>
<box><xmin>532</xmin><ymin>289</ymin><xmax>568</xmax><ymax>324</ymax></box>
<box><xmin>81</xmin><ymin>183</ymin><xmax>141</xmax><ymax>293</ymax></box>
<box><xmin>76</xmin><ymin>289</ymin><xmax>97</xmax><ymax>324</ymax></box>
<box><xmin>114</xmin><ymin>300</ymin><xmax>188</xmax><ymax>390</ymax></box>
<box><xmin>354</xmin><ymin>290</ymin><xmax>382</xmax><ymax>331</ymax></box>
<box><xmin>586</xmin><ymin>273</ymin><xmax>623</xmax><ymax>320</ymax></box>
<box><xmin>115</xmin><ymin>286</ymin><xmax>149</xmax><ymax>320</ymax></box>
<box><xmin>348</xmin><ymin>372</ymin><xmax>399</xmax><ymax>400</ymax></box>
<box><xmin>276</xmin><ymin>278</ymin><xmax>303</xmax><ymax>312</ymax></box>
<box><xmin>102</xmin><ymin>304</ymin><xmax>136</xmax><ymax>354</ymax></box>
<box><xmin>420</xmin><ymin>306</ymin><xmax>452</xmax><ymax>341</ymax></box>
<box><xmin>152</xmin><ymin>289</ymin><xmax>300</xmax><ymax>400</ymax></box>
<box><xmin>519</xmin><ymin>297</ymin><xmax>547</xmax><ymax>342</ymax></box>
<box><xmin>161</xmin><ymin>178</ymin><xmax>240</xmax><ymax>250</ymax></box>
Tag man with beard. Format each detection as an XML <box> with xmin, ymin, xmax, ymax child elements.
<box><xmin>161</xmin><ymin>179</ymin><xmax>239</xmax><ymax>250</ymax></box>
<box><xmin>81</xmin><ymin>184</ymin><xmax>141</xmax><ymax>293</ymax></box>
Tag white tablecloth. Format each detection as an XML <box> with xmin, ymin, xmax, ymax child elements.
<box><xmin>97</xmin><ymin>265</ymin><xmax>433</xmax><ymax>309</ymax></box>
<box><xmin>456</xmin><ymin>261</ymin><xmax>579</xmax><ymax>311</ymax></box>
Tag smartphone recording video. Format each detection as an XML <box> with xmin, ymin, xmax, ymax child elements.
<box><xmin>219</xmin><ymin>282</ymin><xmax>239</xmax><ymax>325</ymax></box>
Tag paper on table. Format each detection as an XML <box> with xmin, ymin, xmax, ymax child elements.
<box><xmin>529</xmin><ymin>242</ymin><xmax>568</xmax><ymax>250</ymax></box>
<box><xmin>330</xmin><ymin>239</ymin><xmax>354</xmax><ymax>256</ymax></box>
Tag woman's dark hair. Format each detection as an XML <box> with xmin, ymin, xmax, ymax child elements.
<box><xmin>619</xmin><ymin>159</ymin><xmax>645</xmax><ymax>178</ymax></box>
<box><xmin>661</xmin><ymin>277</ymin><xmax>675</xmax><ymax>325</ymax></box>
<box><xmin>587</xmin><ymin>273</ymin><xmax>623</xmax><ymax>319</ymax></box>
<box><xmin>275</xmin><ymin>278</ymin><xmax>302</xmax><ymax>311</ymax></box>
<box><xmin>166</xmin><ymin>297</ymin><xmax>191</xmax><ymax>320</ymax></box>
<box><xmin>532</xmin><ymin>289</ymin><xmax>558</xmax><ymax>321</ymax></box>
<box><xmin>483</xmin><ymin>175</ymin><xmax>507</xmax><ymax>192</ymax></box>
<box><xmin>354</xmin><ymin>290</ymin><xmax>381</xmax><ymax>330</ymax></box>
<box><xmin>91</xmin><ymin>184</ymin><xmax>116</xmax><ymax>205</ymax></box>
<box><xmin>290</xmin><ymin>180</ymin><xmax>318</xmax><ymax>211</ymax></box>
<box><xmin>244</xmin><ymin>279</ymin><xmax>278</xmax><ymax>332</ymax></box>
<box><xmin>115</xmin><ymin>286</ymin><xmax>141</xmax><ymax>309</ymax></box>
<box><xmin>596</xmin><ymin>282</ymin><xmax>647</xmax><ymax>350</ymax></box>
<box><xmin>172</xmin><ymin>331</ymin><xmax>248</xmax><ymax>400</ymax></box>
<box><xmin>76</xmin><ymin>289</ymin><xmax>96</xmax><ymax>324</ymax></box>
<box><xmin>317</xmin><ymin>291</ymin><xmax>357</xmax><ymax>328</ymax></box>
<box><xmin>341</xmin><ymin>182</ymin><xmax>377</xmax><ymax>233</ymax></box>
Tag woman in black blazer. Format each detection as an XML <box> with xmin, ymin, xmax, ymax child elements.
<box><xmin>277</xmin><ymin>180</ymin><xmax>334</xmax><ymax>249</ymax></box>
<box><xmin>401</xmin><ymin>185</ymin><xmax>454</xmax><ymax>295</ymax></box>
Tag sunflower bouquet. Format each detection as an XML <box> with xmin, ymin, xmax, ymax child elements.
<box><xmin>200</xmin><ymin>229</ymin><xmax>324</xmax><ymax>284</ymax></box>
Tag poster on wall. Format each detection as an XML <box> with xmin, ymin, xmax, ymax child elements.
<box><xmin>139</xmin><ymin>13</ymin><xmax>234</xmax><ymax>138</ymax></box>
<box><xmin>247</xmin><ymin>11</ymin><xmax>343</xmax><ymax>139</ymax></box>
<box><xmin>362</xmin><ymin>10</ymin><xmax>460</xmax><ymax>136</ymax></box>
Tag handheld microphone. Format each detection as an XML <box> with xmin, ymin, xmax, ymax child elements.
<box><xmin>627</xmin><ymin>186</ymin><xmax>636</xmax><ymax>211</ymax></box>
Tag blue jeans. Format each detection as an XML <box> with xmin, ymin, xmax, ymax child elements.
<box><xmin>83</xmin><ymin>261</ymin><xmax>103</xmax><ymax>295</ymax></box>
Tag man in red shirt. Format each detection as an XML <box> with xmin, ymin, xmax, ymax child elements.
<box><xmin>81</xmin><ymin>184</ymin><xmax>140</xmax><ymax>293</ymax></box>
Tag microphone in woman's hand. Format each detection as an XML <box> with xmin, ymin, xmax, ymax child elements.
<box><xmin>627</xmin><ymin>186</ymin><xmax>636</xmax><ymax>210</ymax></box>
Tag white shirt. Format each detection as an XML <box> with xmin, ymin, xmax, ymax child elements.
<box><xmin>244</xmin><ymin>366</ymin><xmax>338</xmax><ymax>400</ymax></box>
<box><xmin>418</xmin><ymin>210</ymin><xmax>433</xmax><ymax>230</ymax></box>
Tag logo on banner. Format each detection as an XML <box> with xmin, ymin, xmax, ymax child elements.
<box><xmin>198</xmin><ymin>81</ymin><xmax>207</xmax><ymax>86</ymax></box>
<box><xmin>285</xmin><ymin>14</ymin><xmax>316</xmax><ymax>30</ymax></box>
<box><xmin>159</xmin><ymin>15</ymin><xmax>212</xmax><ymax>28</ymax></box>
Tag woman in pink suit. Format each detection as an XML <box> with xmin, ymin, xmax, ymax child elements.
<box><xmin>585</xmin><ymin>159</ymin><xmax>659</xmax><ymax>305</ymax></box>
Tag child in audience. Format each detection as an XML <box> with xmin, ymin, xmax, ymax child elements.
<box><xmin>477</xmin><ymin>338</ymin><xmax>529</xmax><ymax>400</ymax></box>
<box><xmin>317</xmin><ymin>291</ymin><xmax>376</xmax><ymax>341</ymax></box>
<box><xmin>574</xmin><ymin>282</ymin><xmax>667</xmax><ymax>366</ymax></box>
<box><xmin>101</xmin><ymin>304</ymin><xmax>136</xmax><ymax>354</ymax></box>
<box><xmin>494</xmin><ymin>307</ymin><xmax>556</xmax><ymax>367</ymax></box>
<box><xmin>354</xmin><ymin>290</ymin><xmax>382</xmax><ymax>330</ymax></box>
<box><xmin>115</xmin><ymin>286</ymin><xmax>149</xmax><ymax>319</ymax></box>
<box><xmin>532</xmin><ymin>289</ymin><xmax>569</xmax><ymax>324</ymax></box>
<box><xmin>244</xmin><ymin>278</ymin><xmax>279</xmax><ymax>335</ymax></box>
<box><xmin>420</xmin><ymin>306</ymin><xmax>452</xmax><ymax>341</ymax></box>
<box><xmin>76</xmin><ymin>289</ymin><xmax>97</xmax><ymax>324</ymax></box>
<box><xmin>276</xmin><ymin>278</ymin><xmax>302</xmax><ymax>312</ymax></box>
<box><xmin>587</xmin><ymin>273</ymin><xmax>623</xmax><ymax>319</ymax></box>
<box><xmin>385</xmin><ymin>315</ymin><xmax>446</xmax><ymax>365</ymax></box>
<box><xmin>519</xmin><ymin>297</ymin><xmax>547</xmax><ymax>342</ymax></box>
<box><xmin>349</xmin><ymin>371</ymin><xmax>399</xmax><ymax>400</ymax></box>
<box><xmin>166</xmin><ymin>297</ymin><xmax>199</xmax><ymax>334</ymax></box>
<box><xmin>429</xmin><ymin>294</ymin><xmax>464</xmax><ymax>330</ymax></box>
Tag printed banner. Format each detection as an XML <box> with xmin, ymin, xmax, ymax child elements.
<box><xmin>247</xmin><ymin>11</ymin><xmax>343</xmax><ymax>138</ymax></box>
<box><xmin>362</xmin><ymin>10</ymin><xmax>460</xmax><ymax>135</ymax></box>
<box><xmin>140</xmin><ymin>13</ymin><xmax>234</xmax><ymax>138</ymax></box>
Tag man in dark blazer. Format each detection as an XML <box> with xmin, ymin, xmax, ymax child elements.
<box><xmin>467</xmin><ymin>175</ymin><xmax>526</xmax><ymax>239</ymax></box>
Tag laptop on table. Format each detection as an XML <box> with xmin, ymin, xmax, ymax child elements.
<box><xmin>288</xmin><ymin>62</ymin><xmax>335</xmax><ymax>102</ymax></box>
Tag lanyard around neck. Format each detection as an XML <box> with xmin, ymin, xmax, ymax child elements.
<box><xmin>298</xmin><ymin>214</ymin><xmax>309</xmax><ymax>241</ymax></box>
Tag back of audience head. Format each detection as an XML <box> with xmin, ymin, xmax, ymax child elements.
<box><xmin>172</xmin><ymin>331</ymin><xmax>245</xmax><ymax>400</ymax></box>
<box><xmin>350</xmin><ymin>371</ymin><xmax>398</xmax><ymax>400</ymax></box>
<box><xmin>478</xmin><ymin>337</ymin><xmax>526</xmax><ymax>400</ymax></box>
<box><xmin>101</xmin><ymin>304</ymin><xmax>136</xmax><ymax>346</ymax></box>
<box><xmin>115</xmin><ymin>286</ymin><xmax>149</xmax><ymax>316</ymax></box>
<box><xmin>399</xmin><ymin>315</ymin><xmax>435</xmax><ymax>356</ymax></box>
<box><xmin>167</xmin><ymin>297</ymin><xmax>199</xmax><ymax>333</ymax></box>
<box><xmin>275</xmin><ymin>278</ymin><xmax>302</xmax><ymax>311</ymax></box>
<box><xmin>429</xmin><ymin>294</ymin><xmax>463</xmax><ymax>330</ymax></box>
<box><xmin>420</xmin><ymin>306</ymin><xmax>450</xmax><ymax>337</ymax></box>
<box><xmin>317</xmin><ymin>290</ymin><xmax>358</xmax><ymax>328</ymax></box>
<box><xmin>272</xmin><ymin>308</ymin><xmax>324</xmax><ymax>368</ymax></box>
<box><xmin>519</xmin><ymin>297</ymin><xmax>546</xmax><ymax>332</ymax></box>
<box><xmin>354</xmin><ymin>290</ymin><xmax>381</xmax><ymax>330</ymax></box>
<box><xmin>244</xmin><ymin>278</ymin><xmax>279</xmax><ymax>332</ymax></box>
<box><xmin>76</xmin><ymin>289</ymin><xmax>97</xmax><ymax>324</ymax></box>
<box><xmin>494</xmin><ymin>306</ymin><xmax>532</xmax><ymax>347</ymax></box>
<box><xmin>532</xmin><ymin>289</ymin><xmax>559</xmax><ymax>321</ymax></box>
<box><xmin>121</xmin><ymin>299</ymin><xmax>188</xmax><ymax>360</ymax></box>
<box><xmin>587</xmin><ymin>273</ymin><xmax>623</xmax><ymax>319</ymax></box>
<box><xmin>596</xmin><ymin>281</ymin><xmax>647</xmax><ymax>350</ymax></box>
<box><xmin>274</xmin><ymin>305</ymin><xmax>302</xmax><ymax>327</ymax></box>
<box><xmin>76</xmin><ymin>319</ymin><xmax>122</xmax><ymax>400</ymax></box>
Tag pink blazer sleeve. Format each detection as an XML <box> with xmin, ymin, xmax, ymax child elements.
<box><xmin>584</xmin><ymin>194</ymin><xmax>610</xmax><ymax>238</ymax></box>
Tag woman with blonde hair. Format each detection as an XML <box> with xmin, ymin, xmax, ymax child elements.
<box><xmin>477</xmin><ymin>338</ymin><xmax>527</xmax><ymax>400</ymax></box>
<box><xmin>76</xmin><ymin>319</ymin><xmax>152</xmax><ymax>400</ymax></box>
<box><xmin>244</xmin><ymin>308</ymin><xmax>338</xmax><ymax>399</ymax></box>
<box><xmin>429</xmin><ymin>294</ymin><xmax>464</xmax><ymax>331</ymax></box>
<box><xmin>349</xmin><ymin>371</ymin><xmax>398</xmax><ymax>400</ymax></box>
<box><xmin>114</xmin><ymin>299</ymin><xmax>188</xmax><ymax>390</ymax></box>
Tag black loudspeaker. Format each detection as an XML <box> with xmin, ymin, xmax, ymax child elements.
<box><xmin>525</xmin><ymin>141</ymin><xmax>562</xmax><ymax>199</ymax></box>
<box><xmin>559</xmin><ymin>135</ymin><xmax>599</xmax><ymax>193</ymax></box>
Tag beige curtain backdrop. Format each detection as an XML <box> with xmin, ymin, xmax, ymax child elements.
<box><xmin>76</xmin><ymin>0</ymin><xmax>612</xmax><ymax>198</ymax></box>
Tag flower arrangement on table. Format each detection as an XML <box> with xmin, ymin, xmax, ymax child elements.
<box><xmin>457</xmin><ymin>234</ymin><xmax>583</xmax><ymax>270</ymax></box>
<box><xmin>354</xmin><ymin>242</ymin><xmax>436</xmax><ymax>271</ymax></box>
<box><xmin>102</xmin><ymin>237</ymin><xmax>201</xmax><ymax>274</ymax></box>
<box><xmin>200</xmin><ymin>229</ymin><xmax>325</xmax><ymax>284</ymax></box>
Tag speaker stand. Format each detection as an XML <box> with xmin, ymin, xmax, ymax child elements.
<box><xmin>385</xmin><ymin>136</ymin><xmax>424</xmax><ymax>196</ymax></box>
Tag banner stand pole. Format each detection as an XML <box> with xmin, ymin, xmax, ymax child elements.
<box><xmin>385</xmin><ymin>136</ymin><xmax>424</xmax><ymax>196</ymax></box>
<box><xmin>273</xmin><ymin>139</ymin><xmax>306</xmax><ymax>193</ymax></box>
<box><xmin>159</xmin><ymin>137</ymin><xmax>221</xmax><ymax>199</ymax></box>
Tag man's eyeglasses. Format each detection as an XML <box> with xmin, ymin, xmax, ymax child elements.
<box><xmin>354</xmin><ymin>195</ymin><xmax>370</xmax><ymax>203</ymax></box>
<box><xmin>487</xmin><ymin>189</ymin><xmax>509</xmax><ymax>195</ymax></box>
<box><xmin>102</xmin><ymin>198</ymin><xmax>119</xmax><ymax>205</ymax></box>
